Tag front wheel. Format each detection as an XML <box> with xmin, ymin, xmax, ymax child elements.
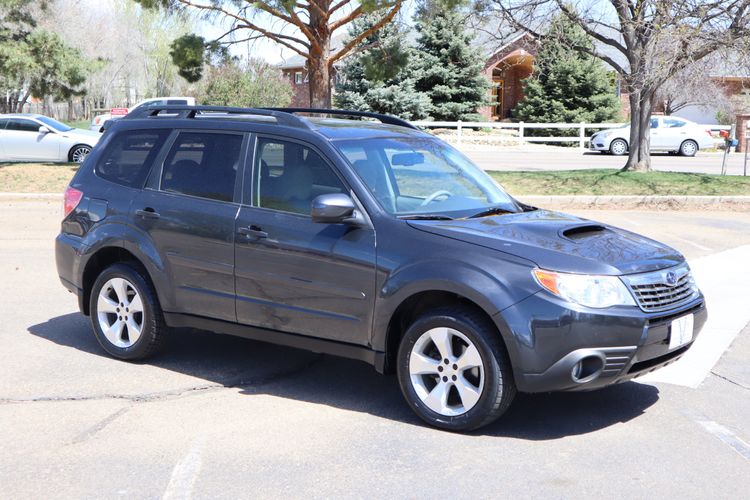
<box><xmin>69</xmin><ymin>144</ymin><xmax>92</xmax><ymax>163</ymax></box>
<box><xmin>609</xmin><ymin>139</ymin><xmax>628</xmax><ymax>156</ymax></box>
<box><xmin>397</xmin><ymin>307</ymin><xmax>516</xmax><ymax>431</ymax></box>
<box><xmin>90</xmin><ymin>262</ymin><xmax>167</xmax><ymax>360</ymax></box>
<box><xmin>679</xmin><ymin>140</ymin><xmax>698</xmax><ymax>157</ymax></box>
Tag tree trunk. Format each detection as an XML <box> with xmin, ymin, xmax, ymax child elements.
<box><xmin>622</xmin><ymin>89</ymin><xmax>654</xmax><ymax>172</ymax></box>
<box><xmin>307</xmin><ymin>6</ymin><xmax>332</xmax><ymax>109</ymax></box>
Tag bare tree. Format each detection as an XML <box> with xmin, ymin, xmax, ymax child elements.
<box><xmin>141</xmin><ymin>0</ymin><xmax>403</xmax><ymax>108</ymax></box>
<box><xmin>655</xmin><ymin>60</ymin><xmax>726</xmax><ymax>116</ymax></box>
<box><xmin>490</xmin><ymin>0</ymin><xmax>750</xmax><ymax>171</ymax></box>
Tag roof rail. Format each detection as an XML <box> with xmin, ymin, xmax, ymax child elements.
<box><xmin>123</xmin><ymin>105</ymin><xmax>311</xmax><ymax>129</ymax></box>
<box><xmin>261</xmin><ymin>108</ymin><xmax>419</xmax><ymax>130</ymax></box>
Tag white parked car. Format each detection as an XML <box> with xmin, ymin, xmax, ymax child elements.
<box><xmin>590</xmin><ymin>116</ymin><xmax>715</xmax><ymax>156</ymax></box>
<box><xmin>0</xmin><ymin>114</ymin><xmax>101</xmax><ymax>163</ymax></box>
<box><xmin>90</xmin><ymin>97</ymin><xmax>196</xmax><ymax>132</ymax></box>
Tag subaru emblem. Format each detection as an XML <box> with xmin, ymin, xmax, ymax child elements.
<box><xmin>665</xmin><ymin>271</ymin><xmax>678</xmax><ymax>286</ymax></box>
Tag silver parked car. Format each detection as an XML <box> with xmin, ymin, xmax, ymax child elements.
<box><xmin>590</xmin><ymin>116</ymin><xmax>715</xmax><ymax>156</ymax></box>
<box><xmin>0</xmin><ymin>114</ymin><xmax>101</xmax><ymax>163</ymax></box>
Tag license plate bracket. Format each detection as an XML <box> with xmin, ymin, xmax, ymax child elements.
<box><xmin>669</xmin><ymin>314</ymin><xmax>694</xmax><ymax>350</ymax></box>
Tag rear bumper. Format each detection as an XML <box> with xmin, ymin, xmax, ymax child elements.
<box><xmin>497</xmin><ymin>293</ymin><xmax>707</xmax><ymax>393</ymax></box>
<box><xmin>55</xmin><ymin>232</ymin><xmax>88</xmax><ymax>313</ymax></box>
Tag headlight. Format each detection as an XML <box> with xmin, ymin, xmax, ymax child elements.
<box><xmin>597</xmin><ymin>130</ymin><xmax>612</xmax><ymax>138</ymax></box>
<box><xmin>532</xmin><ymin>269</ymin><xmax>636</xmax><ymax>308</ymax></box>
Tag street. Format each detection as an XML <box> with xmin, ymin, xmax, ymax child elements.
<box><xmin>1</xmin><ymin>200</ymin><xmax>749</xmax><ymax>498</ymax></box>
<box><xmin>461</xmin><ymin>146</ymin><xmax>750</xmax><ymax>175</ymax></box>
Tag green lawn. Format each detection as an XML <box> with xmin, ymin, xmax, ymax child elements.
<box><xmin>64</xmin><ymin>120</ymin><xmax>91</xmax><ymax>130</ymax></box>
<box><xmin>489</xmin><ymin>169</ymin><xmax>750</xmax><ymax>196</ymax></box>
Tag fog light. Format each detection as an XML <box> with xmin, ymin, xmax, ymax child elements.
<box><xmin>571</xmin><ymin>356</ymin><xmax>604</xmax><ymax>383</ymax></box>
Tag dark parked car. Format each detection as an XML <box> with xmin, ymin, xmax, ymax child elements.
<box><xmin>56</xmin><ymin>106</ymin><xmax>707</xmax><ymax>431</ymax></box>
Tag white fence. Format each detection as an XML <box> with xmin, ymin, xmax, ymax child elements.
<box><xmin>411</xmin><ymin>120</ymin><xmax>732</xmax><ymax>149</ymax></box>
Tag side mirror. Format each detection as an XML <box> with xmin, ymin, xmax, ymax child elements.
<box><xmin>38</xmin><ymin>125</ymin><xmax>51</xmax><ymax>134</ymax></box>
<box><xmin>311</xmin><ymin>193</ymin><xmax>363</xmax><ymax>225</ymax></box>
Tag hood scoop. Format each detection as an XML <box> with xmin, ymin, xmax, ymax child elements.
<box><xmin>560</xmin><ymin>224</ymin><xmax>609</xmax><ymax>241</ymax></box>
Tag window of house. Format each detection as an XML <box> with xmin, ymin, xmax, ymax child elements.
<box><xmin>254</xmin><ymin>139</ymin><xmax>346</xmax><ymax>215</ymax></box>
<box><xmin>294</xmin><ymin>71</ymin><xmax>303</xmax><ymax>85</ymax></box>
<box><xmin>161</xmin><ymin>132</ymin><xmax>243</xmax><ymax>202</ymax></box>
<box><xmin>95</xmin><ymin>129</ymin><xmax>170</xmax><ymax>188</ymax></box>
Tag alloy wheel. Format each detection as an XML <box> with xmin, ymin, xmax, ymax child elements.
<box><xmin>96</xmin><ymin>277</ymin><xmax>144</xmax><ymax>348</ymax></box>
<box><xmin>409</xmin><ymin>327</ymin><xmax>485</xmax><ymax>417</ymax></box>
<box><xmin>71</xmin><ymin>146</ymin><xmax>91</xmax><ymax>163</ymax></box>
<box><xmin>681</xmin><ymin>141</ymin><xmax>697</xmax><ymax>156</ymax></box>
<box><xmin>610</xmin><ymin>139</ymin><xmax>627</xmax><ymax>156</ymax></box>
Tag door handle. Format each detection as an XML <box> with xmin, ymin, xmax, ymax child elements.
<box><xmin>135</xmin><ymin>207</ymin><xmax>160</xmax><ymax>219</ymax></box>
<box><xmin>238</xmin><ymin>225</ymin><xmax>268</xmax><ymax>239</ymax></box>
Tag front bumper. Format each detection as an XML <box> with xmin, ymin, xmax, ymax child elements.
<box><xmin>496</xmin><ymin>292</ymin><xmax>707</xmax><ymax>393</ymax></box>
<box><xmin>589</xmin><ymin>137</ymin><xmax>610</xmax><ymax>151</ymax></box>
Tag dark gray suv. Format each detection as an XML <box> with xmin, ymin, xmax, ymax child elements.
<box><xmin>56</xmin><ymin>106</ymin><xmax>707</xmax><ymax>431</ymax></box>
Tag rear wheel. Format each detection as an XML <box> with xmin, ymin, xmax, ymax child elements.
<box><xmin>397</xmin><ymin>307</ymin><xmax>516</xmax><ymax>431</ymax></box>
<box><xmin>609</xmin><ymin>139</ymin><xmax>628</xmax><ymax>156</ymax></box>
<box><xmin>679</xmin><ymin>140</ymin><xmax>698</xmax><ymax>157</ymax></box>
<box><xmin>89</xmin><ymin>263</ymin><xmax>167</xmax><ymax>360</ymax></box>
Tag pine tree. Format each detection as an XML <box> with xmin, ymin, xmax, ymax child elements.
<box><xmin>513</xmin><ymin>14</ymin><xmax>622</xmax><ymax>131</ymax></box>
<box><xmin>411</xmin><ymin>1</ymin><xmax>489</xmax><ymax>121</ymax></box>
<box><xmin>334</xmin><ymin>14</ymin><xmax>430</xmax><ymax>120</ymax></box>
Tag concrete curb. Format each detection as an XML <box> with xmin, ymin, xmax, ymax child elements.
<box><xmin>2</xmin><ymin>193</ymin><xmax>750</xmax><ymax>210</ymax></box>
<box><xmin>516</xmin><ymin>195</ymin><xmax>750</xmax><ymax>210</ymax></box>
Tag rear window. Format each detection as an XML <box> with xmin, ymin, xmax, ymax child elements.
<box><xmin>95</xmin><ymin>129</ymin><xmax>169</xmax><ymax>187</ymax></box>
<box><xmin>160</xmin><ymin>132</ymin><xmax>243</xmax><ymax>202</ymax></box>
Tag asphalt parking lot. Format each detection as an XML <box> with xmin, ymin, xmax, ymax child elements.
<box><xmin>1</xmin><ymin>200</ymin><xmax>749</xmax><ymax>498</ymax></box>
<box><xmin>463</xmin><ymin>147</ymin><xmax>750</xmax><ymax>175</ymax></box>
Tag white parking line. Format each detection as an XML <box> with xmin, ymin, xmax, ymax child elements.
<box><xmin>162</xmin><ymin>437</ymin><xmax>205</xmax><ymax>500</ymax></box>
<box><xmin>697</xmin><ymin>419</ymin><xmax>750</xmax><ymax>461</ymax></box>
<box><xmin>639</xmin><ymin>244</ymin><xmax>750</xmax><ymax>388</ymax></box>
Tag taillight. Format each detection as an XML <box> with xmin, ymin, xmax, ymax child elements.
<box><xmin>63</xmin><ymin>186</ymin><xmax>83</xmax><ymax>217</ymax></box>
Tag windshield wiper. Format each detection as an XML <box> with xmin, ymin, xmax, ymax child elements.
<box><xmin>467</xmin><ymin>207</ymin><xmax>514</xmax><ymax>219</ymax></box>
<box><xmin>398</xmin><ymin>214</ymin><xmax>454</xmax><ymax>220</ymax></box>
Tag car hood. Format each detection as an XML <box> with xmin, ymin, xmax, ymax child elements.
<box><xmin>61</xmin><ymin>128</ymin><xmax>101</xmax><ymax>142</ymax></box>
<box><xmin>407</xmin><ymin>209</ymin><xmax>683</xmax><ymax>275</ymax></box>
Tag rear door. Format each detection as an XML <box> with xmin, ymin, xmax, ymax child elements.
<box><xmin>234</xmin><ymin>136</ymin><xmax>377</xmax><ymax>345</ymax></box>
<box><xmin>3</xmin><ymin>118</ymin><xmax>61</xmax><ymax>160</ymax></box>
<box><xmin>132</xmin><ymin>130</ymin><xmax>247</xmax><ymax>322</ymax></box>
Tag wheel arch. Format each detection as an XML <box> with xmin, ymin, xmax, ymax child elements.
<box><xmin>67</xmin><ymin>143</ymin><xmax>93</xmax><ymax>162</ymax></box>
<box><xmin>81</xmin><ymin>247</ymin><xmax>153</xmax><ymax>315</ymax></box>
<box><xmin>381</xmin><ymin>289</ymin><xmax>511</xmax><ymax>375</ymax></box>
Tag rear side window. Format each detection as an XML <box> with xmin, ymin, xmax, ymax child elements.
<box><xmin>95</xmin><ymin>129</ymin><xmax>169</xmax><ymax>187</ymax></box>
<box><xmin>664</xmin><ymin>118</ymin><xmax>687</xmax><ymax>128</ymax></box>
<box><xmin>161</xmin><ymin>132</ymin><xmax>243</xmax><ymax>202</ymax></box>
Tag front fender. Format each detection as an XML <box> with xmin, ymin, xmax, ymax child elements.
<box><xmin>371</xmin><ymin>257</ymin><xmax>538</xmax><ymax>354</ymax></box>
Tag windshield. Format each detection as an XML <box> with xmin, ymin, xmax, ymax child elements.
<box><xmin>36</xmin><ymin>116</ymin><xmax>73</xmax><ymax>132</ymax></box>
<box><xmin>335</xmin><ymin>137</ymin><xmax>519</xmax><ymax>218</ymax></box>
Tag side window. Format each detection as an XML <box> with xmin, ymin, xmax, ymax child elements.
<box><xmin>650</xmin><ymin>118</ymin><xmax>659</xmax><ymax>129</ymax></box>
<box><xmin>161</xmin><ymin>132</ymin><xmax>242</xmax><ymax>202</ymax></box>
<box><xmin>664</xmin><ymin>118</ymin><xmax>686</xmax><ymax>128</ymax></box>
<box><xmin>95</xmin><ymin>129</ymin><xmax>170</xmax><ymax>187</ymax></box>
<box><xmin>0</xmin><ymin>119</ymin><xmax>8</xmax><ymax>130</ymax></box>
<box><xmin>6</xmin><ymin>119</ymin><xmax>41</xmax><ymax>132</ymax></box>
<box><xmin>255</xmin><ymin>139</ymin><xmax>346</xmax><ymax>215</ymax></box>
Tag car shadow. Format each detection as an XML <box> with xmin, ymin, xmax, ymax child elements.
<box><xmin>28</xmin><ymin>312</ymin><xmax>659</xmax><ymax>440</ymax></box>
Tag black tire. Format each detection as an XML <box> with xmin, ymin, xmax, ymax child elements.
<box><xmin>609</xmin><ymin>138</ymin><xmax>628</xmax><ymax>156</ymax></box>
<box><xmin>68</xmin><ymin>144</ymin><xmax>92</xmax><ymax>163</ymax></box>
<box><xmin>397</xmin><ymin>306</ymin><xmax>516</xmax><ymax>432</ymax></box>
<box><xmin>89</xmin><ymin>262</ymin><xmax>167</xmax><ymax>360</ymax></box>
<box><xmin>679</xmin><ymin>139</ymin><xmax>698</xmax><ymax>157</ymax></box>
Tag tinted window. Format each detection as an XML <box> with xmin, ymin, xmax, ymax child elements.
<box><xmin>664</xmin><ymin>118</ymin><xmax>687</xmax><ymax>128</ymax></box>
<box><xmin>161</xmin><ymin>132</ymin><xmax>242</xmax><ymax>202</ymax></box>
<box><xmin>255</xmin><ymin>139</ymin><xmax>346</xmax><ymax>215</ymax></box>
<box><xmin>6</xmin><ymin>118</ymin><xmax>41</xmax><ymax>132</ymax></box>
<box><xmin>96</xmin><ymin>129</ymin><xmax>170</xmax><ymax>187</ymax></box>
<box><xmin>0</xmin><ymin>119</ymin><xmax>8</xmax><ymax>130</ymax></box>
<box><xmin>36</xmin><ymin>116</ymin><xmax>73</xmax><ymax>131</ymax></box>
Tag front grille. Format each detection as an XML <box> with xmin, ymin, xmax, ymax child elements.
<box><xmin>624</xmin><ymin>264</ymin><xmax>699</xmax><ymax>312</ymax></box>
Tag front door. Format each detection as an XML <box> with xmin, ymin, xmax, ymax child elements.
<box><xmin>3</xmin><ymin>118</ymin><xmax>61</xmax><ymax>160</ymax></box>
<box><xmin>132</xmin><ymin>130</ymin><xmax>246</xmax><ymax>322</ymax></box>
<box><xmin>234</xmin><ymin>137</ymin><xmax>377</xmax><ymax>346</ymax></box>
